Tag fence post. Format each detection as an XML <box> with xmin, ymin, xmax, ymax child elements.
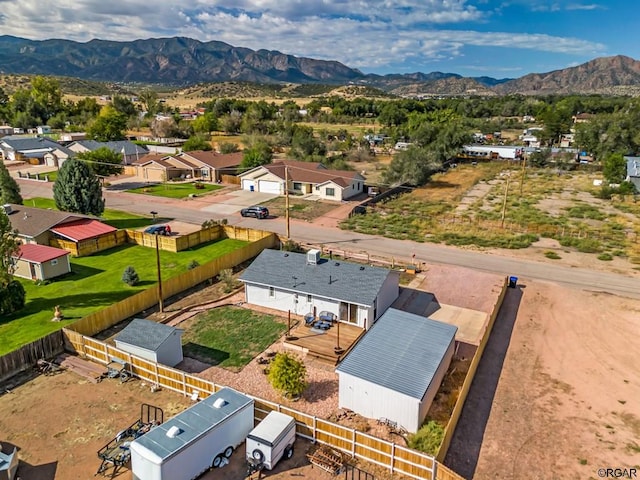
<box><xmin>352</xmin><ymin>428</ymin><xmax>356</xmax><ymax>457</ymax></box>
<box><xmin>390</xmin><ymin>442</ymin><xmax>395</xmax><ymax>473</ymax></box>
<box><xmin>313</xmin><ymin>416</ymin><xmax>317</xmax><ymax>443</ymax></box>
<box><xmin>103</xmin><ymin>343</ymin><xmax>109</xmax><ymax>364</ymax></box>
<box><xmin>182</xmin><ymin>371</ymin><xmax>187</xmax><ymax>396</ymax></box>
<box><xmin>154</xmin><ymin>363</ymin><xmax>159</xmax><ymax>386</ymax></box>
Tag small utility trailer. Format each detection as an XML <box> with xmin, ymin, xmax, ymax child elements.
<box><xmin>246</xmin><ymin>411</ymin><xmax>296</xmax><ymax>473</ymax></box>
<box><xmin>96</xmin><ymin>404</ymin><xmax>164</xmax><ymax>478</ymax></box>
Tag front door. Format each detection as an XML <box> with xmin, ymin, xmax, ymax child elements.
<box><xmin>29</xmin><ymin>262</ymin><xmax>37</xmax><ymax>280</ymax></box>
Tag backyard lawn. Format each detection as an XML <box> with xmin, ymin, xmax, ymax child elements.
<box><xmin>0</xmin><ymin>239</ymin><xmax>248</xmax><ymax>355</ymax></box>
<box><xmin>24</xmin><ymin>197</ymin><xmax>162</xmax><ymax>229</ymax></box>
<box><xmin>181</xmin><ymin>306</ymin><xmax>287</xmax><ymax>371</ymax></box>
<box><xmin>127</xmin><ymin>182</ymin><xmax>223</xmax><ymax>198</ymax></box>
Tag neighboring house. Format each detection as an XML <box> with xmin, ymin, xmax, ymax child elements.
<box><xmin>4</xmin><ymin>204</ymin><xmax>116</xmax><ymax>255</ymax></box>
<box><xmin>239</xmin><ymin>160</ymin><xmax>365</xmax><ymax>200</ymax></box>
<box><xmin>36</xmin><ymin>125</ymin><xmax>51</xmax><ymax>135</ymax></box>
<box><xmin>132</xmin><ymin>150</ymin><xmax>244</xmax><ymax>183</ymax></box>
<box><xmin>177</xmin><ymin>150</ymin><xmax>243</xmax><ymax>182</ymax></box>
<box><xmin>0</xmin><ymin>125</ymin><xmax>13</xmax><ymax>137</ymax></box>
<box><xmin>0</xmin><ymin>136</ymin><xmax>64</xmax><ymax>162</ymax></box>
<box><xmin>67</xmin><ymin>140</ymin><xmax>148</xmax><ymax>165</ymax></box>
<box><xmin>43</xmin><ymin>144</ymin><xmax>75</xmax><ymax>168</ymax></box>
<box><xmin>59</xmin><ymin>132</ymin><xmax>87</xmax><ymax>143</ymax></box>
<box><xmin>115</xmin><ymin>318</ymin><xmax>184</xmax><ymax>367</ymax></box>
<box><xmin>625</xmin><ymin>156</ymin><xmax>640</xmax><ymax>191</ymax></box>
<box><xmin>336</xmin><ymin>308</ymin><xmax>458</xmax><ymax>433</ymax></box>
<box><xmin>239</xmin><ymin>249</ymin><xmax>399</xmax><ymax>330</ymax></box>
<box><xmin>12</xmin><ymin>243</ymin><xmax>71</xmax><ymax>281</ymax></box>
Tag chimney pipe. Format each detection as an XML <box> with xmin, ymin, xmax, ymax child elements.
<box><xmin>329</xmin><ymin>275</ymin><xmax>332</xmax><ymax>284</ymax></box>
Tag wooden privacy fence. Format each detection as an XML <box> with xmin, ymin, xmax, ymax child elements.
<box><xmin>436</xmin><ymin>276</ymin><xmax>509</xmax><ymax>462</ymax></box>
<box><xmin>66</xmin><ymin>233</ymin><xmax>277</xmax><ymax>337</ymax></box>
<box><xmin>0</xmin><ymin>330</ymin><xmax>65</xmax><ymax>383</ymax></box>
<box><xmin>63</xmin><ymin>330</ymin><xmax>462</xmax><ymax>480</ymax></box>
<box><xmin>50</xmin><ymin>230</ymin><xmax>128</xmax><ymax>257</ymax></box>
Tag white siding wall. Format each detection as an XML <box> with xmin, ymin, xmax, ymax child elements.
<box><xmin>318</xmin><ymin>181</ymin><xmax>344</xmax><ymax>201</ymax></box>
<box><xmin>245</xmin><ymin>284</ymin><xmax>301</xmax><ymax>315</ymax></box>
<box><xmin>115</xmin><ymin>343</ymin><xmax>158</xmax><ymax>364</ymax></box>
<box><xmin>338</xmin><ymin>372</ymin><xmax>420</xmax><ymax>433</ymax></box>
<box><xmin>374</xmin><ymin>271</ymin><xmax>400</xmax><ymax>324</ymax></box>
<box><xmin>156</xmin><ymin>332</ymin><xmax>184</xmax><ymax>367</ymax></box>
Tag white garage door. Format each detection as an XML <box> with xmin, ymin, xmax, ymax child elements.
<box><xmin>242</xmin><ymin>179</ymin><xmax>255</xmax><ymax>191</ymax></box>
<box><xmin>258</xmin><ymin>180</ymin><xmax>281</xmax><ymax>194</ymax></box>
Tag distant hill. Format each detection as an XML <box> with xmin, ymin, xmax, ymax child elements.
<box><xmin>0</xmin><ymin>35</ymin><xmax>639</xmax><ymax>96</ymax></box>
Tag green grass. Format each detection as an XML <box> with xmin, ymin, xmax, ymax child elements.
<box><xmin>0</xmin><ymin>239</ymin><xmax>248</xmax><ymax>355</ymax></box>
<box><xmin>40</xmin><ymin>170</ymin><xmax>58</xmax><ymax>182</ymax></box>
<box><xmin>544</xmin><ymin>251</ymin><xmax>562</xmax><ymax>259</ymax></box>
<box><xmin>181</xmin><ymin>306</ymin><xmax>287</xmax><ymax>371</ymax></box>
<box><xmin>24</xmin><ymin>197</ymin><xmax>159</xmax><ymax>229</ymax></box>
<box><xmin>127</xmin><ymin>182</ymin><xmax>223</xmax><ymax>198</ymax></box>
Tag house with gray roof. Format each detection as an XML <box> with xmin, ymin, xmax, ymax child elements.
<box><xmin>0</xmin><ymin>136</ymin><xmax>65</xmax><ymax>161</ymax></box>
<box><xmin>625</xmin><ymin>156</ymin><xmax>640</xmax><ymax>191</ymax></box>
<box><xmin>4</xmin><ymin>203</ymin><xmax>89</xmax><ymax>245</ymax></box>
<box><xmin>336</xmin><ymin>308</ymin><xmax>457</xmax><ymax>433</ymax></box>
<box><xmin>67</xmin><ymin>139</ymin><xmax>148</xmax><ymax>165</ymax></box>
<box><xmin>239</xmin><ymin>249</ymin><xmax>399</xmax><ymax>330</ymax></box>
<box><xmin>115</xmin><ymin>318</ymin><xmax>183</xmax><ymax>367</ymax></box>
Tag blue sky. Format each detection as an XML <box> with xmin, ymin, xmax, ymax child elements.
<box><xmin>0</xmin><ymin>0</ymin><xmax>636</xmax><ymax>78</ymax></box>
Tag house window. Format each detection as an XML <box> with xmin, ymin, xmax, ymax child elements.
<box><xmin>293</xmin><ymin>182</ymin><xmax>302</xmax><ymax>191</ymax></box>
<box><xmin>269</xmin><ymin>287</ymin><xmax>275</xmax><ymax>298</ymax></box>
<box><xmin>326</xmin><ymin>187</ymin><xmax>335</xmax><ymax>197</ymax></box>
<box><xmin>307</xmin><ymin>294</ymin><xmax>312</xmax><ymax>303</ymax></box>
<box><xmin>315</xmin><ymin>186</ymin><xmax>320</xmax><ymax>191</ymax></box>
<box><xmin>51</xmin><ymin>259</ymin><xmax>58</xmax><ymax>266</ymax></box>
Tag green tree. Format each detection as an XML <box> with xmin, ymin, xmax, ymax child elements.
<box><xmin>383</xmin><ymin>146</ymin><xmax>442</xmax><ymax>186</ymax></box>
<box><xmin>76</xmin><ymin>147</ymin><xmax>124</xmax><ymax>177</ymax></box>
<box><xmin>30</xmin><ymin>76</ymin><xmax>63</xmax><ymax>123</ymax></box>
<box><xmin>0</xmin><ymin>209</ymin><xmax>20</xmax><ymax>287</ymax></box>
<box><xmin>240</xmin><ymin>137</ymin><xmax>272</xmax><ymax>169</ymax></box>
<box><xmin>53</xmin><ymin>158</ymin><xmax>104</xmax><ymax>216</ymax></box>
<box><xmin>183</xmin><ymin>135</ymin><xmax>213</xmax><ymax>152</ymax></box>
<box><xmin>138</xmin><ymin>89</ymin><xmax>159</xmax><ymax>116</ymax></box>
<box><xmin>87</xmin><ymin>105</ymin><xmax>127</xmax><ymax>141</ymax></box>
<box><xmin>192</xmin><ymin>112</ymin><xmax>218</xmax><ymax>134</ymax></box>
<box><xmin>121</xmin><ymin>266</ymin><xmax>139</xmax><ymax>286</ymax></box>
<box><xmin>0</xmin><ymin>279</ymin><xmax>26</xmax><ymax>316</ymax></box>
<box><xmin>111</xmin><ymin>95</ymin><xmax>137</xmax><ymax>117</ymax></box>
<box><xmin>0</xmin><ymin>162</ymin><xmax>23</xmax><ymax>205</ymax></box>
<box><xmin>602</xmin><ymin>153</ymin><xmax>628</xmax><ymax>184</ymax></box>
<box><xmin>267</xmin><ymin>352</ymin><xmax>307</xmax><ymax>399</ymax></box>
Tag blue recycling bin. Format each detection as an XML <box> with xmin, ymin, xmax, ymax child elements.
<box><xmin>250</xmin><ymin>185</ymin><xmax>255</xmax><ymax>192</ymax></box>
<box><xmin>508</xmin><ymin>276</ymin><xmax>518</xmax><ymax>288</ymax></box>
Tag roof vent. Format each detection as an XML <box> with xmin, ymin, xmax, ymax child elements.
<box><xmin>334</xmin><ymin>262</ymin><xmax>340</xmax><ymax>266</ymax></box>
<box><xmin>283</xmin><ymin>253</ymin><xmax>289</xmax><ymax>257</ymax></box>
<box><xmin>1</xmin><ymin>204</ymin><xmax>11</xmax><ymax>215</ymax></box>
<box><xmin>166</xmin><ymin>426</ymin><xmax>181</xmax><ymax>438</ymax></box>
<box><xmin>360</xmin><ymin>266</ymin><xmax>365</xmax><ymax>270</ymax></box>
<box><xmin>307</xmin><ymin>249</ymin><xmax>320</xmax><ymax>265</ymax></box>
<box><xmin>213</xmin><ymin>398</ymin><xmax>227</xmax><ymax>409</ymax></box>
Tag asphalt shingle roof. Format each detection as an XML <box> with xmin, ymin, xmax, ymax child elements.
<box><xmin>336</xmin><ymin>308</ymin><xmax>457</xmax><ymax>399</ymax></box>
<box><xmin>239</xmin><ymin>249</ymin><xmax>394</xmax><ymax>306</ymax></box>
<box><xmin>115</xmin><ymin>318</ymin><xmax>182</xmax><ymax>352</ymax></box>
<box><xmin>1</xmin><ymin>137</ymin><xmax>62</xmax><ymax>151</ymax></box>
<box><xmin>73</xmin><ymin>140</ymin><xmax>147</xmax><ymax>156</ymax></box>
<box><xmin>5</xmin><ymin>204</ymin><xmax>88</xmax><ymax>238</ymax></box>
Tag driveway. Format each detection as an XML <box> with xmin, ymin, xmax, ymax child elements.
<box><xmin>200</xmin><ymin>189</ymin><xmax>278</xmax><ymax>215</ymax></box>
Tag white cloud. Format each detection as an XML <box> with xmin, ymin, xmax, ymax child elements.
<box><xmin>0</xmin><ymin>0</ymin><xmax>607</xmax><ymax>73</ymax></box>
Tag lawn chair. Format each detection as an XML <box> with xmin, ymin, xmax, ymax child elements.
<box><xmin>304</xmin><ymin>312</ymin><xmax>315</xmax><ymax>327</ymax></box>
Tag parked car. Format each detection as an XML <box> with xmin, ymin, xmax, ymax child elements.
<box><xmin>144</xmin><ymin>225</ymin><xmax>171</xmax><ymax>235</ymax></box>
<box><xmin>241</xmin><ymin>206</ymin><xmax>269</xmax><ymax>219</ymax></box>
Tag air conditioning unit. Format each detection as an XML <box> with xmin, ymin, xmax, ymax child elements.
<box><xmin>2</xmin><ymin>204</ymin><xmax>12</xmax><ymax>215</ymax></box>
<box><xmin>307</xmin><ymin>249</ymin><xmax>320</xmax><ymax>265</ymax></box>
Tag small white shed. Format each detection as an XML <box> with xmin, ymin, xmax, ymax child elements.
<box><xmin>336</xmin><ymin>308</ymin><xmax>457</xmax><ymax>433</ymax></box>
<box><xmin>115</xmin><ymin>318</ymin><xmax>183</xmax><ymax>367</ymax></box>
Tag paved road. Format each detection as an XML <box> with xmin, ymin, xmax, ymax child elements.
<box><xmin>17</xmin><ymin>178</ymin><xmax>640</xmax><ymax>299</ymax></box>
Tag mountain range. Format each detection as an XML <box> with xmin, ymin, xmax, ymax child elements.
<box><xmin>1</xmin><ymin>35</ymin><xmax>640</xmax><ymax>96</ymax></box>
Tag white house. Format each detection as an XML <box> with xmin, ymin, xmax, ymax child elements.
<box><xmin>238</xmin><ymin>160</ymin><xmax>365</xmax><ymax>201</ymax></box>
<box><xmin>67</xmin><ymin>140</ymin><xmax>149</xmax><ymax>165</ymax></box>
<box><xmin>336</xmin><ymin>308</ymin><xmax>457</xmax><ymax>433</ymax></box>
<box><xmin>115</xmin><ymin>318</ymin><xmax>184</xmax><ymax>367</ymax></box>
<box><xmin>626</xmin><ymin>156</ymin><xmax>640</xmax><ymax>191</ymax></box>
<box><xmin>239</xmin><ymin>249</ymin><xmax>399</xmax><ymax>330</ymax></box>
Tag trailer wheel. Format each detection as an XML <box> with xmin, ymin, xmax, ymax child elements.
<box><xmin>252</xmin><ymin>449</ymin><xmax>265</xmax><ymax>463</ymax></box>
<box><xmin>285</xmin><ymin>445</ymin><xmax>294</xmax><ymax>459</ymax></box>
<box><xmin>212</xmin><ymin>454</ymin><xmax>224</xmax><ymax>468</ymax></box>
<box><xmin>223</xmin><ymin>446</ymin><xmax>234</xmax><ymax>458</ymax></box>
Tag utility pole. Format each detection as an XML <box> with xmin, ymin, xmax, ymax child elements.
<box><xmin>520</xmin><ymin>156</ymin><xmax>526</xmax><ymax>196</ymax></box>
<box><xmin>155</xmin><ymin>233</ymin><xmax>164</xmax><ymax>313</ymax></box>
<box><xmin>501</xmin><ymin>174</ymin><xmax>511</xmax><ymax>229</ymax></box>
<box><xmin>285</xmin><ymin>166</ymin><xmax>290</xmax><ymax>240</ymax></box>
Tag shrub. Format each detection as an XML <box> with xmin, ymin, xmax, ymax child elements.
<box><xmin>267</xmin><ymin>352</ymin><xmax>308</xmax><ymax>399</ymax></box>
<box><xmin>218</xmin><ymin>268</ymin><xmax>235</xmax><ymax>293</ymax></box>
<box><xmin>187</xmin><ymin>260</ymin><xmax>200</xmax><ymax>270</ymax></box>
<box><xmin>407</xmin><ymin>420</ymin><xmax>445</xmax><ymax>455</ymax></box>
<box><xmin>544</xmin><ymin>251</ymin><xmax>561</xmax><ymax>259</ymax></box>
<box><xmin>0</xmin><ymin>280</ymin><xmax>26</xmax><ymax>315</ymax></box>
<box><xmin>122</xmin><ymin>266</ymin><xmax>139</xmax><ymax>286</ymax></box>
<box><xmin>597</xmin><ymin>253</ymin><xmax>613</xmax><ymax>261</ymax></box>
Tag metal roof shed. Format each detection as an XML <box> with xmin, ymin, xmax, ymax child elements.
<box><xmin>336</xmin><ymin>308</ymin><xmax>457</xmax><ymax>433</ymax></box>
<box><xmin>115</xmin><ymin>318</ymin><xmax>183</xmax><ymax>367</ymax></box>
